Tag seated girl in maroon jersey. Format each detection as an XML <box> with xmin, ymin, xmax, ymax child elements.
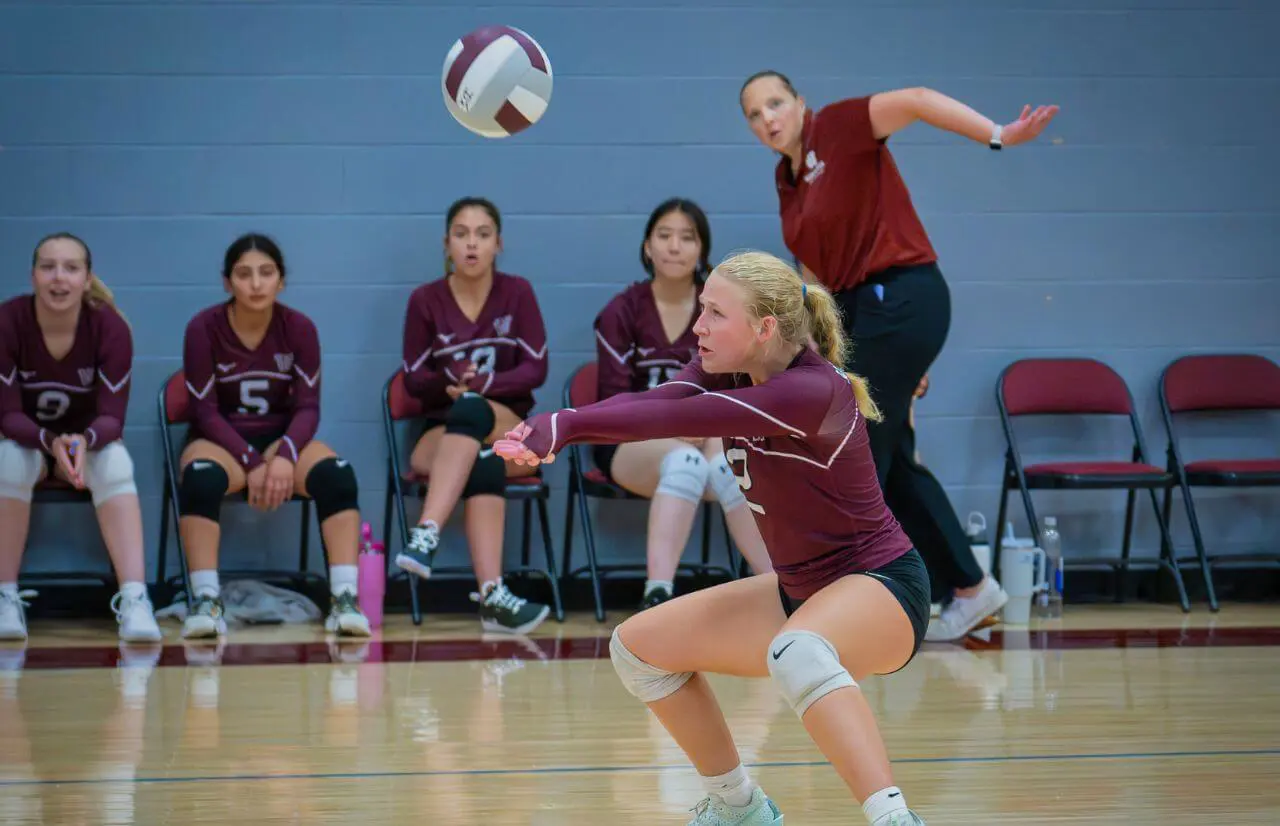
<box><xmin>497</xmin><ymin>251</ymin><xmax>933</xmax><ymax>825</ymax></box>
<box><xmin>593</xmin><ymin>198</ymin><xmax>771</xmax><ymax>609</ymax></box>
<box><xmin>176</xmin><ymin>234</ymin><xmax>370</xmax><ymax>641</ymax></box>
<box><xmin>0</xmin><ymin>233</ymin><xmax>161</xmax><ymax>643</ymax></box>
<box><xmin>393</xmin><ymin>197</ymin><xmax>552</xmax><ymax>635</ymax></box>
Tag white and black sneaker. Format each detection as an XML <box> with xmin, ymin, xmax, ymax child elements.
<box><xmin>473</xmin><ymin>580</ymin><xmax>550</xmax><ymax>635</ymax></box>
<box><xmin>395</xmin><ymin>522</ymin><xmax>439</xmax><ymax>580</ymax></box>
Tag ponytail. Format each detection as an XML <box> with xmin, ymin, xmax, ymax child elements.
<box><xmin>85</xmin><ymin>273</ymin><xmax>131</xmax><ymax>329</ymax></box>
<box><xmin>714</xmin><ymin>250</ymin><xmax>882</xmax><ymax>422</ymax></box>
<box><xmin>801</xmin><ymin>284</ymin><xmax>882</xmax><ymax>422</ymax></box>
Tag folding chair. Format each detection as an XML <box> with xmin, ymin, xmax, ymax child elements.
<box><xmin>381</xmin><ymin>371</ymin><xmax>563</xmax><ymax>626</ymax></box>
<box><xmin>560</xmin><ymin>361</ymin><xmax>739</xmax><ymax>623</ymax></box>
<box><xmin>154</xmin><ymin>370</ymin><xmax>328</xmax><ymax>607</ymax></box>
<box><xmin>1159</xmin><ymin>353</ymin><xmax>1280</xmax><ymax>612</ymax></box>
<box><xmin>18</xmin><ymin>480</ymin><xmax>115</xmax><ymax>590</ymax></box>
<box><xmin>993</xmin><ymin>358</ymin><xmax>1190</xmax><ymax>612</ymax></box>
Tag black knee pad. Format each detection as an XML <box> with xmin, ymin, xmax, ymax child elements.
<box><xmin>462</xmin><ymin>448</ymin><xmax>507</xmax><ymax>499</ymax></box>
<box><xmin>178</xmin><ymin>460</ymin><xmax>229</xmax><ymax>521</ymax></box>
<box><xmin>445</xmin><ymin>393</ymin><xmax>495</xmax><ymax>443</ymax></box>
<box><xmin>306</xmin><ymin>457</ymin><xmax>360</xmax><ymax>522</ymax></box>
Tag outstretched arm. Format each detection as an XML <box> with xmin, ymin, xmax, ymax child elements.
<box><xmin>498</xmin><ymin>366</ymin><xmax>829</xmax><ymax>463</ymax></box>
<box><xmin>869</xmin><ymin>87</ymin><xmax>1058</xmax><ymax>145</ymax></box>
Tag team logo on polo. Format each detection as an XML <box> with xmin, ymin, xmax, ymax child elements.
<box><xmin>803</xmin><ymin>149</ymin><xmax>826</xmax><ymax>184</ymax></box>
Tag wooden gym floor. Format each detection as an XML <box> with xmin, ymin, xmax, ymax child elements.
<box><xmin>2</xmin><ymin>603</ymin><xmax>1279</xmax><ymax>824</ymax></box>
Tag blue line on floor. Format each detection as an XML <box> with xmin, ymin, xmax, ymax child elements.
<box><xmin>1</xmin><ymin>747</ymin><xmax>1277</xmax><ymax>788</ymax></box>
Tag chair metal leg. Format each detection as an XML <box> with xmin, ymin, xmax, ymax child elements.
<box><xmin>521</xmin><ymin>499</ymin><xmax>533</xmax><ymax>568</ymax></box>
<box><xmin>1147</xmin><ymin>488</ymin><xmax>1190</xmax><ymax>613</ymax></box>
<box><xmin>561</xmin><ymin>481</ymin><xmax>577</xmax><ymax>590</ymax></box>
<box><xmin>1118</xmin><ymin>489</ymin><xmax>1138</xmax><ymax>603</ymax></box>
<box><xmin>700</xmin><ymin>502</ymin><xmax>713</xmax><ymax>565</ymax></box>
<box><xmin>575</xmin><ymin>477</ymin><xmax>606</xmax><ymax>622</ymax></box>
<box><xmin>298</xmin><ymin>499</ymin><xmax>313</xmax><ymax>591</ymax></box>
<box><xmin>536</xmin><ymin>497</ymin><xmax>565</xmax><ymax>621</ymax></box>
<box><xmin>1175</xmin><ymin>482</ymin><xmax>1219</xmax><ymax>611</ymax></box>
<box><xmin>155</xmin><ymin>475</ymin><xmax>171</xmax><ymax>591</ymax></box>
<box><xmin>389</xmin><ymin>464</ymin><xmax>422</xmax><ymax>626</ymax></box>
<box><xmin>993</xmin><ymin>484</ymin><xmax>1010</xmax><ymax>581</ymax></box>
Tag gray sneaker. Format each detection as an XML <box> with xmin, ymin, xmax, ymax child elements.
<box><xmin>875</xmin><ymin>811</ymin><xmax>927</xmax><ymax>825</ymax></box>
<box><xmin>688</xmin><ymin>787</ymin><xmax>783</xmax><ymax>825</ymax></box>
<box><xmin>181</xmin><ymin>595</ymin><xmax>227</xmax><ymax>639</ymax></box>
<box><xmin>395</xmin><ymin>523</ymin><xmax>439</xmax><ymax>580</ymax></box>
<box><xmin>473</xmin><ymin>580</ymin><xmax>550</xmax><ymax>635</ymax></box>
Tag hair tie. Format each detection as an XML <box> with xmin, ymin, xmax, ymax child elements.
<box><xmin>801</xmin><ymin>282</ymin><xmax>808</xmax><ymax>300</ymax></box>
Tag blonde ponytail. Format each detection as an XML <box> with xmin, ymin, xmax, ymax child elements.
<box><xmin>714</xmin><ymin>250</ymin><xmax>882</xmax><ymax>422</ymax></box>
<box><xmin>85</xmin><ymin>273</ymin><xmax>130</xmax><ymax>329</ymax></box>
<box><xmin>801</xmin><ymin>284</ymin><xmax>882</xmax><ymax>422</ymax></box>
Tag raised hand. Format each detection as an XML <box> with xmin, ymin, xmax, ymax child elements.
<box><xmin>1001</xmin><ymin>104</ymin><xmax>1059</xmax><ymax>147</ymax></box>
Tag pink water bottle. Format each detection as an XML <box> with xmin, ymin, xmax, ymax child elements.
<box><xmin>357</xmin><ymin>523</ymin><xmax>386</xmax><ymax>630</ymax></box>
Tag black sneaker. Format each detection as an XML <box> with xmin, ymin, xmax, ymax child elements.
<box><xmin>473</xmin><ymin>581</ymin><xmax>550</xmax><ymax>635</ymax></box>
<box><xmin>640</xmin><ymin>586</ymin><xmax>672</xmax><ymax>610</ymax></box>
<box><xmin>395</xmin><ymin>523</ymin><xmax>439</xmax><ymax>580</ymax></box>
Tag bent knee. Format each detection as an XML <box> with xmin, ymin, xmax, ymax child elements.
<box><xmin>0</xmin><ymin>440</ymin><xmax>43</xmax><ymax>502</ymax></box>
<box><xmin>609</xmin><ymin>626</ymin><xmax>693</xmax><ymax>703</ymax></box>
<box><xmin>445</xmin><ymin>393</ymin><xmax>496</xmax><ymax>443</ymax></box>
<box><xmin>83</xmin><ymin>441</ymin><xmax>138</xmax><ymax>507</ymax></box>
<box><xmin>305</xmin><ymin>456</ymin><xmax>359</xmax><ymax>521</ymax></box>
<box><xmin>655</xmin><ymin>443</ymin><xmax>710</xmax><ymax>504</ymax></box>
<box><xmin>766</xmin><ymin>629</ymin><xmax>858</xmax><ymax>717</ymax></box>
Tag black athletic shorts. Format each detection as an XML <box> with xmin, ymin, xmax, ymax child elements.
<box><xmin>591</xmin><ymin>444</ymin><xmax>619</xmax><ymax>479</ymax></box>
<box><xmin>184</xmin><ymin>430</ymin><xmax>285</xmax><ymax>458</ymax></box>
<box><xmin>777</xmin><ymin>547</ymin><xmax>932</xmax><ymax>670</ymax></box>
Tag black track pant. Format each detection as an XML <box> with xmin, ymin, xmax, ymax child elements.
<box><xmin>835</xmin><ymin>263</ymin><xmax>986</xmax><ymax>598</ymax></box>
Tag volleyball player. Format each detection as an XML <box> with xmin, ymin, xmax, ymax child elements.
<box><xmin>740</xmin><ymin>71</ymin><xmax>1058</xmax><ymax>641</ymax></box>
<box><xmin>0</xmin><ymin>233</ymin><xmax>161</xmax><ymax>642</ymax></box>
<box><xmin>497</xmin><ymin>251</ymin><xmax>932</xmax><ymax>825</ymax></box>
<box><xmin>176</xmin><ymin>233</ymin><xmax>370</xmax><ymax>639</ymax></box>
<box><xmin>594</xmin><ymin>198</ymin><xmax>770</xmax><ymax>608</ymax></box>
<box><xmin>393</xmin><ymin>197</ymin><xmax>552</xmax><ymax>635</ymax></box>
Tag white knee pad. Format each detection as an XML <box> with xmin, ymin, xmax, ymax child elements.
<box><xmin>83</xmin><ymin>441</ymin><xmax>138</xmax><ymax>507</ymax></box>
<box><xmin>767</xmin><ymin>630</ymin><xmax>858</xmax><ymax>717</ymax></box>
<box><xmin>655</xmin><ymin>444</ymin><xmax>709</xmax><ymax>504</ymax></box>
<box><xmin>0</xmin><ymin>440</ymin><xmax>43</xmax><ymax>502</ymax></box>
<box><xmin>609</xmin><ymin>627</ymin><xmax>693</xmax><ymax>703</ymax></box>
<box><xmin>706</xmin><ymin>451</ymin><xmax>747</xmax><ymax>511</ymax></box>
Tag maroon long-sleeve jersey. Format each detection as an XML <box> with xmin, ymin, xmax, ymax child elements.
<box><xmin>520</xmin><ymin>347</ymin><xmax>914</xmax><ymax>598</ymax></box>
<box><xmin>593</xmin><ymin>280</ymin><xmax>700</xmax><ymax>400</ymax></box>
<box><xmin>0</xmin><ymin>295</ymin><xmax>133</xmax><ymax>454</ymax></box>
<box><xmin>401</xmin><ymin>272</ymin><xmax>548</xmax><ymax>418</ymax></box>
<box><xmin>182</xmin><ymin>302</ymin><xmax>321</xmax><ymax>471</ymax></box>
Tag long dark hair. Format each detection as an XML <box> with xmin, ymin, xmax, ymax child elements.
<box><xmin>639</xmin><ymin>198</ymin><xmax>712</xmax><ymax>283</ymax></box>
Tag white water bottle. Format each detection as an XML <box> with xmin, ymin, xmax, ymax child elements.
<box><xmin>1039</xmin><ymin>516</ymin><xmax>1064</xmax><ymax>618</ymax></box>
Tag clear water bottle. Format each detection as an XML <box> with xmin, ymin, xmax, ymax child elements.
<box><xmin>1039</xmin><ymin>516</ymin><xmax>1064</xmax><ymax>618</ymax></box>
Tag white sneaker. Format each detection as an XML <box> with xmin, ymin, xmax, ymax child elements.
<box><xmin>688</xmin><ymin>787</ymin><xmax>784</xmax><ymax>825</ymax></box>
<box><xmin>111</xmin><ymin>590</ymin><xmax>162</xmax><ymax>643</ymax></box>
<box><xmin>875</xmin><ymin>811</ymin><xmax>927</xmax><ymax>825</ymax></box>
<box><xmin>925</xmin><ymin>577</ymin><xmax>1008</xmax><ymax>642</ymax></box>
<box><xmin>181</xmin><ymin>595</ymin><xmax>227</xmax><ymax>639</ymax></box>
<box><xmin>0</xmin><ymin>589</ymin><xmax>35</xmax><ymax>641</ymax></box>
<box><xmin>324</xmin><ymin>592</ymin><xmax>372</xmax><ymax>637</ymax></box>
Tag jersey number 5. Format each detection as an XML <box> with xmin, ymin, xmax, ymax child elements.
<box><xmin>724</xmin><ymin>446</ymin><xmax>765</xmax><ymax>515</ymax></box>
<box><xmin>238</xmin><ymin>379</ymin><xmax>270</xmax><ymax>416</ymax></box>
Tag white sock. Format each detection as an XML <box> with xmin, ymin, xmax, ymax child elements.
<box><xmin>0</xmin><ymin>582</ymin><xmax>17</xmax><ymax>597</ymax></box>
<box><xmin>189</xmin><ymin>570</ymin><xmax>219</xmax><ymax>599</ymax></box>
<box><xmin>330</xmin><ymin>565</ymin><xmax>358</xmax><ymax>597</ymax></box>
<box><xmin>644</xmin><ymin>579</ymin><xmax>673</xmax><ymax>596</ymax></box>
<box><xmin>702</xmin><ymin>764</ymin><xmax>757</xmax><ymax>808</ymax></box>
<box><xmin>119</xmin><ymin>581</ymin><xmax>147</xmax><ymax>601</ymax></box>
<box><xmin>863</xmin><ymin>786</ymin><xmax>908</xmax><ymax>824</ymax></box>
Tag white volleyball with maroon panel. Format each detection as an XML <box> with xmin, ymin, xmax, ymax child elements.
<box><xmin>441</xmin><ymin>25</ymin><xmax>553</xmax><ymax>138</ymax></box>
